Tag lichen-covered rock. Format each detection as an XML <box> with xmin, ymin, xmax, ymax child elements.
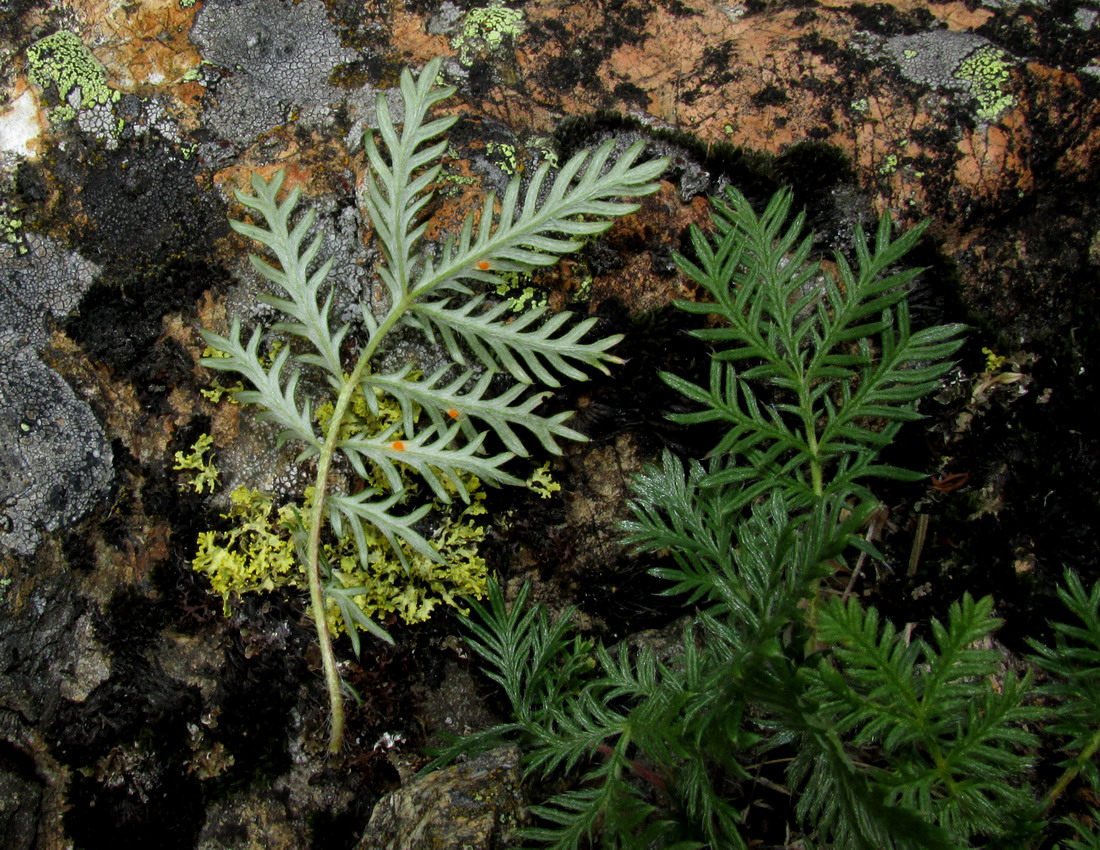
<box><xmin>190</xmin><ymin>0</ymin><xmax>357</xmax><ymax>145</ymax></box>
<box><xmin>0</xmin><ymin>232</ymin><xmax>100</xmax><ymax>349</ymax></box>
<box><xmin>361</xmin><ymin>745</ymin><xmax>527</xmax><ymax>850</ymax></box>
<box><xmin>0</xmin><ymin>231</ymin><xmax>111</xmax><ymax>555</ymax></box>
<box><xmin>195</xmin><ymin>789</ymin><xmax>306</xmax><ymax>850</ymax></box>
<box><xmin>0</xmin><ymin>334</ymin><xmax>113</xmax><ymax>555</ymax></box>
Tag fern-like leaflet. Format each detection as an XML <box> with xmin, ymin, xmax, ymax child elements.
<box><xmin>1029</xmin><ymin>570</ymin><xmax>1100</xmax><ymax>810</ymax></box>
<box><xmin>666</xmin><ymin>186</ymin><xmax>965</xmax><ymax>512</ymax></box>
<box><xmin>806</xmin><ymin>594</ymin><xmax>1043</xmax><ymax>844</ymax></box>
<box><xmin>200</xmin><ymin>58</ymin><xmax>666</xmax><ymax>751</ymax></box>
<box><xmin>433</xmin><ymin>188</ymin><xmax>1031</xmax><ymax>848</ymax></box>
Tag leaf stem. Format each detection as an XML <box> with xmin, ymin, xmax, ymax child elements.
<box><xmin>307</xmin><ymin>298</ymin><xmax>409</xmax><ymax>753</ymax></box>
<box><xmin>1044</xmin><ymin>722</ymin><xmax>1100</xmax><ymax>812</ymax></box>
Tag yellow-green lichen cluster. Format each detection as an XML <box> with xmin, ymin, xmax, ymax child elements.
<box><xmin>982</xmin><ymin>346</ymin><xmax>1008</xmax><ymax>373</ymax></box>
<box><xmin>26</xmin><ymin>31</ymin><xmax>120</xmax><ymax>119</ymax></box>
<box><xmin>322</xmin><ymin>491</ymin><xmax>488</xmax><ymax>627</ymax></box>
<box><xmin>191</xmin><ymin>371</ymin><xmax>493</xmax><ymax>630</ymax></box>
<box><xmin>174</xmin><ymin>434</ymin><xmax>220</xmax><ymax>494</ymax></box>
<box><xmin>193</xmin><ymin>487</ymin><xmax>302</xmax><ymax>614</ymax></box>
<box><xmin>452</xmin><ymin>1</ymin><xmax>526</xmax><ymax>67</ymax></box>
<box><xmin>192</xmin><ymin>482</ymin><xmax>489</xmax><ymax>628</ymax></box>
<box><xmin>955</xmin><ymin>46</ymin><xmax>1016</xmax><ymax>123</ymax></box>
<box><xmin>525</xmin><ymin>462</ymin><xmax>560</xmax><ymax>499</ymax></box>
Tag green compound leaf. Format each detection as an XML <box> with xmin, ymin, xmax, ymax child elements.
<box><xmin>326</xmin><ymin>489</ymin><xmax>437</xmax><ymax>568</ymax></box>
<box><xmin>200</xmin><ymin>319</ymin><xmax>320</xmax><ymax>454</ymax></box>
<box><xmin>1028</xmin><ymin>570</ymin><xmax>1100</xmax><ymax>802</ymax></box>
<box><xmin>228</xmin><ymin>171</ymin><xmax>348</xmax><ymax>385</ymax></box>
<box><xmin>808</xmin><ymin>593</ymin><xmax>1044</xmax><ymax>843</ymax></box>
<box><xmin>336</xmin><ymin>422</ymin><xmax>521</xmax><ymax>504</ymax></box>
<box><xmin>408</xmin><ymin>295</ymin><xmax>623</xmax><ymax>387</ymax></box>
<box><xmin>667</xmin><ymin>185</ymin><xmax>965</xmax><ymax>507</ymax></box>
<box><xmin>363</xmin><ymin>364</ymin><xmax>585</xmax><ymax>456</ymax></box>
<box><xmin>200</xmin><ymin>56</ymin><xmax>667</xmax><ymax>751</ymax></box>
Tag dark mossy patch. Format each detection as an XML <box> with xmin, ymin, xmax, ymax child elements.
<box><xmin>206</xmin><ymin>600</ymin><xmax>312</xmax><ymax>787</ymax></box>
<box><xmin>699</xmin><ymin>41</ymin><xmax>741</xmax><ymax>87</ymax></box>
<box><xmin>52</xmin><ymin>134</ymin><xmax>225</xmax><ymax>275</ymax></box>
<box><xmin>751</xmin><ymin>83</ymin><xmax>791</xmax><ymax>108</ymax></box>
<box><xmin>844</xmin><ymin>1</ymin><xmax>940</xmax><ymax>36</ymax></box>
<box><xmin>613</xmin><ymin>81</ymin><xmax>651</xmax><ymax>111</ymax></box>
<box><xmin>978</xmin><ymin>0</ymin><xmax>1100</xmax><ymax>74</ymax></box>
<box><xmin>51</xmin><ymin>589</ymin><xmax>205</xmax><ymax>847</ymax></box>
<box><xmin>64</xmin><ymin>257</ymin><xmax>220</xmax><ymax>410</ymax></box>
<box><xmin>64</xmin><ymin>751</ymin><xmax>205</xmax><ymax>850</ymax></box>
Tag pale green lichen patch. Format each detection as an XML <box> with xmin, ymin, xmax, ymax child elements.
<box><xmin>452</xmin><ymin>0</ymin><xmax>526</xmax><ymax>66</ymax></box>
<box><xmin>0</xmin><ymin>202</ymin><xmax>25</xmax><ymax>255</ymax></box>
<box><xmin>881</xmin><ymin>32</ymin><xmax>1016</xmax><ymax>124</ymax></box>
<box><xmin>486</xmin><ymin>140</ymin><xmax>519</xmax><ymax>174</ymax></box>
<box><xmin>26</xmin><ymin>31</ymin><xmax>119</xmax><ymax>113</ymax></box>
<box><xmin>954</xmin><ymin>45</ymin><xmax>1017</xmax><ymax>123</ymax></box>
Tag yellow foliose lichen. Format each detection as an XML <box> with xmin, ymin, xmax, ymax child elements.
<box><xmin>174</xmin><ymin>433</ymin><xmax>220</xmax><ymax>494</ymax></box>
<box><xmin>525</xmin><ymin>461</ymin><xmax>561</xmax><ymax>499</ymax></box>
<box><xmin>192</xmin><ymin>487</ymin><xmax>301</xmax><ymax>614</ymax></box>
<box><xmin>192</xmin><ymin>479</ymin><xmax>489</xmax><ymax>629</ymax></box>
<box><xmin>321</xmin><ymin>485</ymin><xmax>488</xmax><ymax>632</ymax></box>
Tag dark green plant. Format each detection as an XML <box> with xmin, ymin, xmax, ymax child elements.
<box><xmin>1029</xmin><ymin>570</ymin><xmax>1100</xmax><ymax>817</ymax></box>
<box><xmin>199</xmin><ymin>58</ymin><xmax>666</xmax><ymax>751</ymax></box>
<box><xmin>433</xmin><ymin>186</ymin><xmax>1100</xmax><ymax>848</ymax></box>
<box><xmin>431</xmin><ymin>186</ymin><xmax>1051</xmax><ymax>848</ymax></box>
<box><xmin>663</xmin><ymin>187</ymin><xmax>964</xmax><ymax>513</ymax></box>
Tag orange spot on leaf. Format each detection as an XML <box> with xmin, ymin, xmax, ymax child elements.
<box><xmin>390</xmin><ymin>441</ymin><xmax>406</xmax><ymax>451</ymax></box>
<box><xmin>477</xmin><ymin>261</ymin><xmax>490</xmax><ymax>270</ymax></box>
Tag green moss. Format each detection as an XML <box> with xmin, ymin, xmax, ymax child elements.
<box><xmin>173</xmin><ymin>433</ymin><xmax>220</xmax><ymax>494</ymax></box>
<box><xmin>452</xmin><ymin>0</ymin><xmax>526</xmax><ymax>67</ymax></box>
<box><xmin>26</xmin><ymin>31</ymin><xmax>119</xmax><ymax>115</ymax></box>
<box><xmin>955</xmin><ymin>46</ymin><xmax>1016</xmax><ymax>123</ymax></box>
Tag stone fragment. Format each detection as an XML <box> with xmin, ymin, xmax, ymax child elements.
<box><xmin>362</xmin><ymin>745</ymin><xmax>527</xmax><ymax>850</ymax></box>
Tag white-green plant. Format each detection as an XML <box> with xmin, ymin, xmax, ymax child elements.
<box><xmin>200</xmin><ymin>58</ymin><xmax>666</xmax><ymax>751</ymax></box>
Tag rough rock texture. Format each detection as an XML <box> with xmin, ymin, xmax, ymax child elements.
<box><xmin>0</xmin><ymin>0</ymin><xmax>1097</xmax><ymax>846</ymax></box>
<box><xmin>0</xmin><ymin>234</ymin><xmax>111</xmax><ymax>555</ymax></box>
<box><xmin>190</xmin><ymin>0</ymin><xmax>357</xmax><ymax>145</ymax></box>
<box><xmin>362</xmin><ymin>745</ymin><xmax>527</xmax><ymax>850</ymax></box>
